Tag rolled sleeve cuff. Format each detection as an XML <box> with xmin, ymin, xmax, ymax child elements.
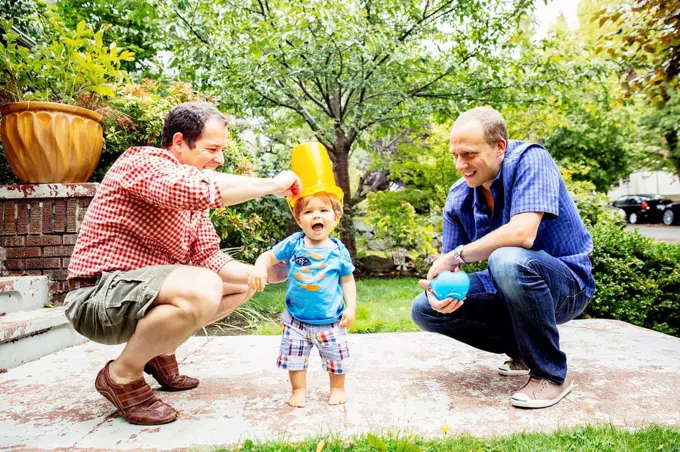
<box><xmin>206</xmin><ymin>171</ymin><xmax>224</xmax><ymax>209</ymax></box>
<box><xmin>203</xmin><ymin>252</ymin><xmax>233</xmax><ymax>274</ymax></box>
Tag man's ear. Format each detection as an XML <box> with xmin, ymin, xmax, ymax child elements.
<box><xmin>172</xmin><ymin>132</ymin><xmax>185</xmax><ymax>151</ymax></box>
<box><xmin>497</xmin><ymin>138</ymin><xmax>507</xmax><ymax>156</ymax></box>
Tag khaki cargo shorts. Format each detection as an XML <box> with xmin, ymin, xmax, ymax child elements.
<box><xmin>64</xmin><ymin>265</ymin><xmax>179</xmax><ymax>345</ymax></box>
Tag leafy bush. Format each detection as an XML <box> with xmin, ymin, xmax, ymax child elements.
<box><xmin>0</xmin><ymin>18</ymin><xmax>132</xmax><ymax>109</ymax></box>
<box><xmin>211</xmin><ymin>196</ymin><xmax>292</xmax><ymax>263</ymax></box>
<box><xmin>95</xmin><ymin>80</ymin><xmax>204</xmax><ymax>179</ymax></box>
<box><xmin>360</xmin><ymin>190</ymin><xmax>438</xmax><ymax>272</ymax></box>
<box><xmin>562</xmin><ymin>167</ymin><xmax>625</xmax><ymax>228</ymax></box>
<box><xmin>586</xmin><ymin>220</ymin><xmax>680</xmax><ymax>336</ymax></box>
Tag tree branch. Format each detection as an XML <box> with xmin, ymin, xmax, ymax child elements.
<box><xmin>173</xmin><ymin>7</ymin><xmax>209</xmax><ymax>45</ymax></box>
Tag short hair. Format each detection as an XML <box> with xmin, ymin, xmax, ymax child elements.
<box><xmin>293</xmin><ymin>193</ymin><xmax>344</xmax><ymax>222</ymax></box>
<box><xmin>453</xmin><ymin>106</ymin><xmax>508</xmax><ymax>146</ymax></box>
<box><xmin>161</xmin><ymin>102</ymin><xmax>229</xmax><ymax>149</ymax></box>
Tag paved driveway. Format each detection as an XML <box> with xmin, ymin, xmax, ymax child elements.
<box><xmin>626</xmin><ymin>224</ymin><xmax>680</xmax><ymax>244</ymax></box>
<box><xmin>1</xmin><ymin>320</ymin><xmax>680</xmax><ymax>450</ymax></box>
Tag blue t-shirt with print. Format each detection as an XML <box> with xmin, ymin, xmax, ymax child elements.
<box><xmin>273</xmin><ymin>232</ymin><xmax>355</xmax><ymax>325</ymax></box>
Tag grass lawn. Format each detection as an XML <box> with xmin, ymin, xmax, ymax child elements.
<box><xmin>216</xmin><ymin>424</ymin><xmax>680</xmax><ymax>451</ymax></box>
<box><xmin>208</xmin><ymin>277</ymin><xmax>423</xmax><ymax>335</ymax></box>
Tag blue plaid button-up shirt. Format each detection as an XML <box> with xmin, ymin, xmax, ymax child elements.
<box><xmin>442</xmin><ymin>140</ymin><xmax>595</xmax><ymax>297</ymax></box>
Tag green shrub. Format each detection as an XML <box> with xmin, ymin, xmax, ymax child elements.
<box><xmin>96</xmin><ymin>80</ymin><xmax>204</xmax><ymax>180</ymax></box>
<box><xmin>210</xmin><ymin>196</ymin><xmax>291</xmax><ymax>263</ymax></box>
<box><xmin>360</xmin><ymin>191</ymin><xmax>438</xmax><ymax>272</ymax></box>
<box><xmin>562</xmin><ymin>167</ymin><xmax>625</xmax><ymax>228</ymax></box>
<box><xmin>586</xmin><ymin>220</ymin><xmax>680</xmax><ymax>336</ymax></box>
<box><xmin>0</xmin><ymin>18</ymin><xmax>131</xmax><ymax>108</ymax></box>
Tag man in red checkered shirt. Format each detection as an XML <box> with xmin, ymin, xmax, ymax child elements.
<box><xmin>65</xmin><ymin>102</ymin><xmax>301</xmax><ymax>425</ymax></box>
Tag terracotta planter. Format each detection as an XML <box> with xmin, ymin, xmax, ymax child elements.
<box><xmin>0</xmin><ymin>101</ymin><xmax>104</xmax><ymax>183</ymax></box>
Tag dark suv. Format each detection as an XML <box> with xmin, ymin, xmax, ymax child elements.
<box><xmin>610</xmin><ymin>194</ymin><xmax>673</xmax><ymax>224</ymax></box>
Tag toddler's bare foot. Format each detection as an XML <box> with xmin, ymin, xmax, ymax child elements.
<box><xmin>288</xmin><ymin>389</ymin><xmax>306</xmax><ymax>408</ymax></box>
<box><xmin>328</xmin><ymin>388</ymin><xmax>346</xmax><ymax>405</ymax></box>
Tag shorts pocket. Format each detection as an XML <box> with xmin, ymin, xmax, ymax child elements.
<box><xmin>100</xmin><ymin>272</ymin><xmax>149</xmax><ymax>327</ymax></box>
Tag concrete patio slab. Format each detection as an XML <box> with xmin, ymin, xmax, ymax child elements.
<box><xmin>1</xmin><ymin>319</ymin><xmax>679</xmax><ymax>451</ymax></box>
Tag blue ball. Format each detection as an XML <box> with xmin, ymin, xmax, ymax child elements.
<box><xmin>430</xmin><ymin>270</ymin><xmax>470</xmax><ymax>301</ymax></box>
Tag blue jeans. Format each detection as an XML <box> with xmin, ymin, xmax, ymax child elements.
<box><xmin>411</xmin><ymin>247</ymin><xmax>590</xmax><ymax>383</ymax></box>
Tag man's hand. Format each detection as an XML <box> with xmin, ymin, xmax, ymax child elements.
<box><xmin>419</xmin><ymin>279</ymin><xmax>465</xmax><ymax>314</ymax></box>
<box><xmin>248</xmin><ymin>265</ymin><xmax>268</xmax><ymax>292</ymax></box>
<box><xmin>339</xmin><ymin>308</ymin><xmax>355</xmax><ymax>329</ymax></box>
<box><xmin>426</xmin><ymin>253</ymin><xmax>461</xmax><ymax>280</ymax></box>
<box><xmin>272</xmin><ymin>170</ymin><xmax>302</xmax><ymax>198</ymax></box>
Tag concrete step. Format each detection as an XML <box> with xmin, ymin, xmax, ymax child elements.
<box><xmin>0</xmin><ymin>307</ymin><xmax>87</xmax><ymax>370</ymax></box>
<box><xmin>0</xmin><ymin>276</ymin><xmax>48</xmax><ymax>314</ymax></box>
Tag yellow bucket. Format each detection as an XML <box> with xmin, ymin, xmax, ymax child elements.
<box><xmin>288</xmin><ymin>142</ymin><xmax>344</xmax><ymax>208</ymax></box>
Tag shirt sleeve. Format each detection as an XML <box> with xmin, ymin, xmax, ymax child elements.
<box><xmin>442</xmin><ymin>196</ymin><xmax>470</xmax><ymax>254</ymax></box>
<box><xmin>510</xmin><ymin>146</ymin><xmax>560</xmax><ymax>219</ymax></box>
<box><xmin>190</xmin><ymin>211</ymin><xmax>232</xmax><ymax>273</ymax></box>
<box><xmin>120</xmin><ymin>149</ymin><xmax>223</xmax><ymax>211</ymax></box>
<box><xmin>338</xmin><ymin>245</ymin><xmax>355</xmax><ymax>276</ymax></box>
<box><xmin>273</xmin><ymin>233</ymin><xmax>300</xmax><ymax>262</ymax></box>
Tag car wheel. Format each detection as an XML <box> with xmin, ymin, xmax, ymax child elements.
<box><xmin>663</xmin><ymin>209</ymin><xmax>675</xmax><ymax>225</ymax></box>
<box><xmin>629</xmin><ymin>212</ymin><xmax>638</xmax><ymax>224</ymax></box>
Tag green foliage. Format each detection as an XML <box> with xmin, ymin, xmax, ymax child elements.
<box><xmin>561</xmin><ymin>168</ymin><xmax>625</xmax><ymax>228</ymax></box>
<box><xmin>217</xmin><ymin>424</ymin><xmax>680</xmax><ymax>451</ymax></box>
<box><xmin>169</xmin><ymin>0</ymin><xmax>537</xmax><ymax>143</ymax></box>
<box><xmin>586</xmin><ymin>222</ymin><xmax>680</xmax><ymax>336</ymax></box>
<box><xmin>370</xmin><ymin>124</ymin><xmax>459</xmax><ymax>210</ymax></box>
<box><xmin>362</xmin><ymin>192</ymin><xmax>438</xmax><ymax>262</ymax></box>
<box><xmin>0</xmin><ymin>17</ymin><xmax>132</xmax><ymax>109</ymax></box>
<box><xmin>0</xmin><ymin>0</ymin><xmax>47</xmax><ymax>40</ymax></box>
<box><xmin>594</xmin><ymin>0</ymin><xmax>680</xmax><ymax>105</ymax></box>
<box><xmin>544</xmin><ymin>100</ymin><xmax>637</xmax><ymax>192</ymax></box>
<box><xmin>96</xmin><ymin>80</ymin><xmax>204</xmax><ymax>179</ymax></box>
<box><xmin>639</xmin><ymin>90</ymin><xmax>680</xmax><ymax>180</ymax></box>
<box><xmin>561</xmin><ymin>168</ymin><xmax>680</xmax><ymax>337</ymax></box>
<box><xmin>166</xmin><ymin>0</ymin><xmax>554</xmax><ymax>256</ymax></box>
<box><xmin>54</xmin><ymin>0</ymin><xmax>165</xmax><ymax>73</ymax></box>
<box><xmin>210</xmin><ymin>197</ymin><xmax>291</xmax><ymax>263</ymax></box>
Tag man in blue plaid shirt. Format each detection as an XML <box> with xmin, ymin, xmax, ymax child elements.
<box><xmin>411</xmin><ymin>106</ymin><xmax>595</xmax><ymax>409</ymax></box>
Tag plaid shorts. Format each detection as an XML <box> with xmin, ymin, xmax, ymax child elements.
<box><xmin>277</xmin><ymin>309</ymin><xmax>352</xmax><ymax>374</ymax></box>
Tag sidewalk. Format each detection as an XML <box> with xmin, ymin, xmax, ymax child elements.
<box><xmin>2</xmin><ymin>319</ymin><xmax>680</xmax><ymax>451</ymax></box>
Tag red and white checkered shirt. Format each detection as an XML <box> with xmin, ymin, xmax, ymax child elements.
<box><xmin>68</xmin><ymin>146</ymin><xmax>231</xmax><ymax>279</ymax></box>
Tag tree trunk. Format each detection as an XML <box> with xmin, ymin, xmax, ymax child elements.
<box><xmin>329</xmin><ymin>132</ymin><xmax>357</xmax><ymax>260</ymax></box>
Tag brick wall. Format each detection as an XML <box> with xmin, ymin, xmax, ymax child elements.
<box><xmin>1</xmin><ymin>184</ymin><xmax>97</xmax><ymax>303</ymax></box>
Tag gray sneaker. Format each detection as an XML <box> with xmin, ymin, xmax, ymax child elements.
<box><xmin>510</xmin><ymin>376</ymin><xmax>575</xmax><ymax>408</ymax></box>
<box><xmin>498</xmin><ymin>359</ymin><xmax>530</xmax><ymax>376</ymax></box>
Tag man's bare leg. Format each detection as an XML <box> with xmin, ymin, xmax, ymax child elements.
<box><xmin>108</xmin><ymin>266</ymin><xmax>223</xmax><ymax>384</ymax></box>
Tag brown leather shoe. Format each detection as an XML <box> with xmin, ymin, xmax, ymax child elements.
<box><xmin>95</xmin><ymin>361</ymin><xmax>179</xmax><ymax>425</ymax></box>
<box><xmin>144</xmin><ymin>354</ymin><xmax>199</xmax><ymax>391</ymax></box>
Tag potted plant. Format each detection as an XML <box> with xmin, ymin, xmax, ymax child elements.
<box><xmin>0</xmin><ymin>18</ymin><xmax>132</xmax><ymax>183</ymax></box>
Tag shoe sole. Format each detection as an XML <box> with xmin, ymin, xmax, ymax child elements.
<box><xmin>498</xmin><ymin>368</ymin><xmax>530</xmax><ymax>376</ymax></box>
<box><xmin>510</xmin><ymin>382</ymin><xmax>575</xmax><ymax>409</ymax></box>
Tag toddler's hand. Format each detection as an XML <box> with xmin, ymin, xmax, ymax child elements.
<box><xmin>339</xmin><ymin>309</ymin><xmax>355</xmax><ymax>329</ymax></box>
<box><xmin>248</xmin><ymin>266</ymin><xmax>268</xmax><ymax>292</ymax></box>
